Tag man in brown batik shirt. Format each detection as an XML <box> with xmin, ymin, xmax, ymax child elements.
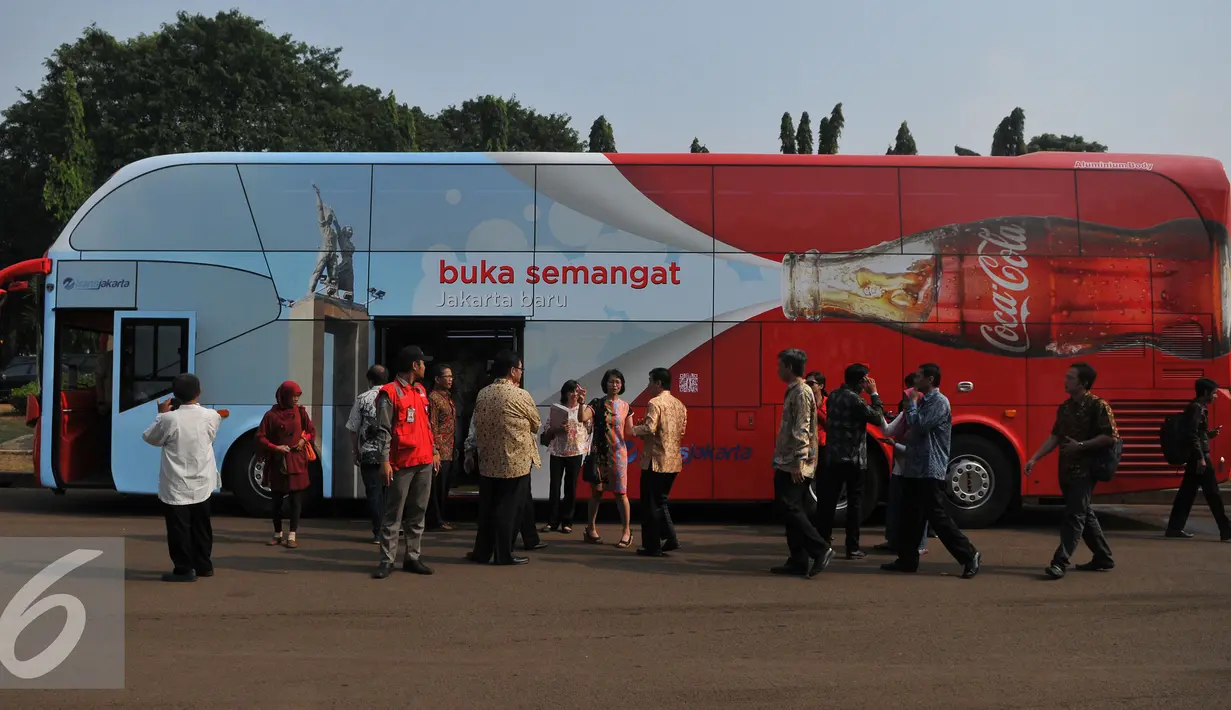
<box><xmin>1025</xmin><ymin>363</ymin><xmax>1119</xmax><ymax>579</ymax></box>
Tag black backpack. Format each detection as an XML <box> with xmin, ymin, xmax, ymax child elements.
<box><xmin>1159</xmin><ymin>410</ymin><xmax>1189</xmax><ymax>466</ymax></box>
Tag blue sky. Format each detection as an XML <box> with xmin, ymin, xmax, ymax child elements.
<box><xmin>2</xmin><ymin>0</ymin><xmax>1229</xmax><ymax>170</ymax></box>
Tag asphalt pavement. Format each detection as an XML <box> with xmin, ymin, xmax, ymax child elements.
<box><xmin>0</xmin><ymin>489</ymin><xmax>1228</xmax><ymax>710</ymax></box>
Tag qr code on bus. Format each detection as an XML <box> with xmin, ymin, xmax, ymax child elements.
<box><xmin>677</xmin><ymin>373</ymin><xmax>699</xmax><ymax>393</ymax></box>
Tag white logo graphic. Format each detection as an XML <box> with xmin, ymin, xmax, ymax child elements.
<box><xmin>0</xmin><ymin>549</ymin><xmax>103</xmax><ymax>680</ymax></box>
<box><xmin>976</xmin><ymin>223</ymin><xmax>1033</xmax><ymax>354</ymax></box>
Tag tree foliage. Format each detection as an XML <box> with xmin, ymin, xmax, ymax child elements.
<box><xmin>795</xmin><ymin>111</ymin><xmax>813</xmax><ymax>155</ymax></box>
<box><xmin>689</xmin><ymin>138</ymin><xmax>709</xmax><ymax>153</ymax></box>
<box><xmin>41</xmin><ymin>68</ymin><xmax>95</xmax><ymax>227</ymax></box>
<box><xmin>586</xmin><ymin>115</ymin><xmax>617</xmax><ymax>153</ymax></box>
<box><xmin>1026</xmin><ymin>133</ymin><xmax>1108</xmax><ymax>153</ymax></box>
<box><xmin>0</xmin><ymin>10</ymin><xmax>585</xmax><ymax>267</ymax></box>
<box><xmin>954</xmin><ymin>146</ymin><xmax>981</xmax><ymax>156</ymax></box>
<box><xmin>990</xmin><ymin>107</ymin><xmax>1028</xmax><ymax>156</ymax></box>
<box><xmin>779</xmin><ymin>112</ymin><xmax>796</xmax><ymax>154</ymax></box>
<box><xmin>886</xmin><ymin>121</ymin><xmax>917</xmax><ymax>156</ymax></box>
<box><xmin>816</xmin><ymin>102</ymin><xmax>844</xmax><ymax>154</ymax></box>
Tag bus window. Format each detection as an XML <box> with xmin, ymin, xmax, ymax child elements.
<box><xmin>118</xmin><ymin>320</ymin><xmax>189</xmax><ymax>412</ymax></box>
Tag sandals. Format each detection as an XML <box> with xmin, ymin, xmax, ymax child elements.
<box><xmin>561</xmin><ymin>526</ymin><xmax>573</xmax><ymax>534</ymax></box>
<box><xmin>615</xmin><ymin>532</ymin><xmax>633</xmax><ymax>549</ymax></box>
<box><xmin>267</xmin><ymin>535</ymin><xmax>282</xmax><ymax>546</ymax></box>
<box><xmin>583</xmin><ymin>528</ymin><xmax>603</xmax><ymax>544</ymax></box>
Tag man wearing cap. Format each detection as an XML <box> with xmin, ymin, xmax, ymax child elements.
<box><xmin>372</xmin><ymin>345</ymin><xmax>440</xmax><ymax>579</ymax></box>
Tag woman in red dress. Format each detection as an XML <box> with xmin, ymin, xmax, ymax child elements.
<box><xmin>256</xmin><ymin>381</ymin><xmax>316</xmax><ymax>548</ymax></box>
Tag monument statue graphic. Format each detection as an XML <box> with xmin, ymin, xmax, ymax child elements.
<box><xmin>307</xmin><ymin>183</ymin><xmax>357</xmax><ymax>301</ymax></box>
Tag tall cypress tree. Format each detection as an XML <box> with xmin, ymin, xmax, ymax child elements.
<box><xmin>816</xmin><ymin>102</ymin><xmax>845</xmax><ymax>154</ymax></box>
<box><xmin>779</xmin><ymin>112</ymin><xmax>797</xmax><ymax>154</ymax></box>
<box><xmin>795</xmin><ymin>111</ymin><xmax>814</xmax><ymax>155</ymax></box>
<box><xmin>42</xmin><ymin>69</ymin><xmax>96</xmax><ymax>226</ymax></box>
<box><xmin>886</xmin><ymin>121</ymin><xmax>918</xmax><ymax>155</ymax></box>
<box><xmin>587</xmin><ymin>115</ymin><xmax>617</xmax><ymax>152</ymax></box>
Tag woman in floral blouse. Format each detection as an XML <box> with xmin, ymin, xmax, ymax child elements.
<box><xmin>583</xmin><ymin>369</ymin><xmax>636</xmax><ymax>548</ymax></box>
<box><xmin>540</xmin><ymin>380</ymin><xmax>594</xmax><ymax>534</ymax></box>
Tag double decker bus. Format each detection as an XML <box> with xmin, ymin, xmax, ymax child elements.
<box><xmin>4</xmin><ymin>150</ymin><xmax>1228</xmax><ymax>526</ymax></box>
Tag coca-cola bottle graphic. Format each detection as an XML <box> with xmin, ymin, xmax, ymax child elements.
<box><xmin>780</xmin><ymin>216</ymin><xmax>1229</xmax><ymax>359</ymax></box>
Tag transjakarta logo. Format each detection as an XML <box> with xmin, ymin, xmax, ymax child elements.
<box><xmin>61</xmin><ymin>276</ymin><xmax>131</xmax><ymax>291</ymax></box>
<box><xmin>622</xmin><ymin>441</ymin><xmax>753</xmax><ymax>465</ymax></box>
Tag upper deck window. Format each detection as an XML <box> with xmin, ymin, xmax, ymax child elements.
<box><xmin>70</xmin><ymin>164</ymin><xmax>262</xmax><ymax>252</ymax></box>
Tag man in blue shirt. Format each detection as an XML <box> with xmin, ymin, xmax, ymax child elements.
<box><xmin>880</xmin><ymin>363</ymin><xmax>981</xmax><ymax>579</ymax></box>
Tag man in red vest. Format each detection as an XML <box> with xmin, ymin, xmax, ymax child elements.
<box><xmin>372</xmin><ymin>345</ymin><xmax>440</xmax><ymax>579</ymax></box>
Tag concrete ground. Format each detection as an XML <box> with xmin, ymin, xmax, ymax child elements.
<box><xmin>0</xmin><ymin>489</ymin><xmax>1228</xmax><ymax>710</ymax></box>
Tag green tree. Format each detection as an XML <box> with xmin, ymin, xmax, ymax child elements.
<box><xmin>41</xmin><ymin>68</ymin><xmax>96</xmax><ymax>226</ymax></box>
<box><xmin>779</xmin><ymin>112</ymin><xmax>796</xmax><ymax>154</ymax></box>
<box><xmin>795</xmin><ymin>111</ymin><xmax>813</xmax><ymax>155</ymax></box>
<box><xmin>586</xmin><ymin>115</ymin><xmax>616</xmax><ymax>153</ymax></box>
<box><xmin>689</xmin><ymin>138</ymin><xmax>710</xmax><ymax>153</ymax></box>
<box><xmin>0</xmin><ymin>11</ymin><xmax>590</xmax><ymax>266</ymax></box>
<box><xmin>428</xmin><ymin>95</ymin><xmax>582</xmax><ymax>152</ymax></box>
<box><xmin>474</xmin><ymin>95</ymin><xmax>509</xmax><ymax>151</ymax></box>
<box><xmin>1026</xmin><ymin>133</ymin><xmax>1108</xmax><ymax>153</ymax></box>
<box><xmin>885</xmin><ymin>121</ymin><xmax>918</xmax><ymax>156</ymax></box>
<box><xmin>816</xmin><ymin>102</ymin><xmax>844</xmax><ymax>154</ymax></box>
<box><xmin>378</xmin><ymin>91</ymin><xmax>417</xmax><ymax>152</ymax></box>
<box><xmin>954</xmin><ymin>146</ymin><xmax>981</xmax><ymax>156</ymax></box>
<box><xmin>990</xmin><ymin>107</ymin><xmax>1027</xmax><ymax>156</ymax></box>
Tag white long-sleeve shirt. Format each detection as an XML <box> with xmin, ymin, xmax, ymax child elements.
<box><xmin>142</xmin><ymin>404</ymin><xmax>222</xmax><ymax>505</ymax></box>
<box><xmin>883</xmin><ymin>411</ymin><xmax>909</xmax><ymax>477</ymax></box>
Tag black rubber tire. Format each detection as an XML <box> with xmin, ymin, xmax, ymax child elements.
<box><xmin>945</xmin><ymin>434</ymin><xmax>1015</xmax><ymax>529</ymax></box>
<box><xmin>224</xmin><ymin>433</ymin><xmax>325</xmax><ymax>518</ymax></box>
<box><xmin>224</xmin><ymin>434</ymin><xmax>273</xmax><ymax>517</ymax></box>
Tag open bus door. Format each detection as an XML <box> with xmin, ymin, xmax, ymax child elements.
<box><xmin>110</xmin><ymin>311</ymin><xmax>195</xmax><ymax>494</ymax></box>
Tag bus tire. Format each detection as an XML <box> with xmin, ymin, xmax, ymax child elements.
<box><xmin>945</xmin><ymin>434</ymin><xmax>1014</xmax><ymax>529</ymax></box>
<box><xmin>224</xmin><ymin>434</ymin><xmax>273</xmax><ymax>518</ymax></box>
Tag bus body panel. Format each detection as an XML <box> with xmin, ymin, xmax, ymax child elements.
<box><xmin>25</xmin><ymin>151</ymin><xmax>1229</xmax><ymax>524</ymax></box>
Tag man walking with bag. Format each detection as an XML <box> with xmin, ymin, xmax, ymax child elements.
<box><xmin>1024</xmin><ymin>363</ymin><xmax>1119</xmax><ymax>579</ymax></box>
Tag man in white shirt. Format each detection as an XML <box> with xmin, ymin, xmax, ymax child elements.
<box><xmin>142</xmin><ymin>373</ymin><xmax>225</xmax><ymax>583</ymax></box>
<box><xmin>346</xmin><ymin>364</ymin><xmax>389</xmax><ymax>543</ymax></box>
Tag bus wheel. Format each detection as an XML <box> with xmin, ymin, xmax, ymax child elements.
<box><xmin>224</xmin><ymin>435</ymin><xmax>273</xmax><ymax>517</ymax></box>
<box><xmin>945</xmin><ymin>435</ymin><xmax>1013</xmax><ymax>529</ymax></box>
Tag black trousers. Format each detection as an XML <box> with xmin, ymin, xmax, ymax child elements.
<box><xmin>426</xmin><ymin>458</ymin><xmax>454</xmax><ymax>528</ymax></box>
<box><xmin>547</xmin><ymin>455</ymin><xmax>583</xmax><ymax>528</ymax></box>
<box><xmin>774</xmin><ymin>470</ymin><xmax>831</xmax><ymax>565</ymax></box>
<box><xmin>815</xmin><ymin>461</ymin><xmax>864</xmax><ymax>552</ymax></box>
<box><xmin>639</xmin><ymin>468</ymin><xmax>679</xmax><ymax>553</ymax></box>
<box><xmin>165</xmin><ymin>500</ymin><xmax>213</xmax><ymax>575</ymax></box>
<box><xmin>896</xmin><ymin>477</ymin><xmax>977</xmax><ymax>571</ymax></box>
<box><xmin>1167</xmin><ymin>454</ymin><xmax>1231</xmax><ymax>535</ymax></box>
<box><xmin>1051</xmin><ymin>474</ymin><xmax>1113</xmax><ymax>569</ymax></box>
<box><xmin>472</xmin><ymin>474</ymin><xmax>528</xmax><ymax>564</ymax></box>
<box><xmin>515</xmin><ymin>474</ymin><xmax>541</xmax><ymax>550</ymax></box>
<box><xmin>271</xmin><ymin>490</ymin><xmax>303</xmax><ymax>534</ymax></box>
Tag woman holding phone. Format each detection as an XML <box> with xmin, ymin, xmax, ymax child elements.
<box><xmin>875</xmin><ymin>374</ymin><xmax>929</xmax><ymax>555</ymax></box>
<box><xmin>540</xmin><ymin>380</ymin><xmax>594</xmax><ymax>534</ymax></box>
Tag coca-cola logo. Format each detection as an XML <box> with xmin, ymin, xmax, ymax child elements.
<box><xmin>977</xmin><ymin>223</ymin><xmax>1032</xmax><ymax>353</ymax></box>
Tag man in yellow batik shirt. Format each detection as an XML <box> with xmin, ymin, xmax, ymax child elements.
<box><xmin>632</xmin><ymin>367</ymin><xmax>687</xmax><ymax>557</ymax></box>
<box><xmin>464</xmin><ymin>350</ymin><xmax>541</xmax><ymax>566</ymax></box>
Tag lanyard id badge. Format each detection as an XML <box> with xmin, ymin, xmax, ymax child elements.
<box><xmin>406</xmin><ymin>405</ymin><xmax>415</xmax><ymax>424</ymax></box>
